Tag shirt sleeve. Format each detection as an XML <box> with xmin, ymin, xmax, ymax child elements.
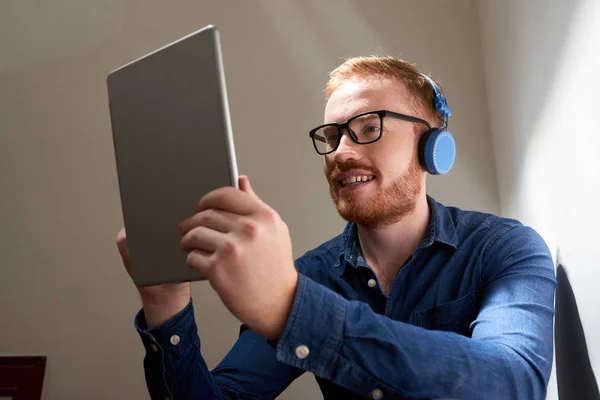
<box><xmin>135</xmin><ymin>299</ymin><xmax>304</xmax><ymax>400</ymax></box>
<box><xmin>275</xmin><ymin>224</ymin><xmax>556</xmax><ymax>400</ymax></box>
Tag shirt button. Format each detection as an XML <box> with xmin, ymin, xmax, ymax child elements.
<box><xmin>150</xmin><ymin>343</ymin><xmax>159</xmax><ymax>352</ymax></box>
<box><xmin>295</xmin><ymin>344</ymin><xmax>310</xmax><ymax>359</ymax></box>
<box><xmin>371</xmin><ymin>388</ymin><xmax>383</xmax><ymax>399</ymax></box>
<box><xmin>170</xmin><ymin>335</ymin><xmax>180</xmax><ymax>345</ymax></box>
<box><xmin>367</xmin><ymin>278</ymin><xmax>377</xmax><ymax>288</ymax></box>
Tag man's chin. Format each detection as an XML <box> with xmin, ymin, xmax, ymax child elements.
<box><xmin>335</xmin><ymin>196</ymin><xmax>366</xmax><ymax>214</ymax></box>
<box><xmin>333</xmin><ymin>194</ymin><xmax>415</xmax><ymax>230</ymax></box>
<box><xmin>330</xmin><ymin>186</ymin><xmax>384</xmax><ymax>227</ymax></box>
<box><xmin>335</xmin><ymin>201</ymin><xmax>372</xmax><ymax>223</ymax></box>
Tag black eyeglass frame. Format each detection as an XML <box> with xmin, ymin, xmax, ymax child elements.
<box><xmin>308</xmin><ymin>110</ymin><xmax>432</xmax><ymax>155</ymax></box>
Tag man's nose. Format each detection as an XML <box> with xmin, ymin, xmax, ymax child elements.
<box><xmin>333</xmin><ymin>131</ymin><xmax>361</xmax><ymax>164</ymax></box>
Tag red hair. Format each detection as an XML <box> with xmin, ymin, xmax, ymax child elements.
<box><xmin>326</xmin><ymin>56</ymin><xmax>445</xmax><ymax>126</ymax></box>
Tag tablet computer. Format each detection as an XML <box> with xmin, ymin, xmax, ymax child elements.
<box><xmin>107</xmin><ymin>25</ymin><xmax>238</xmax><ymax>286</ymax></box>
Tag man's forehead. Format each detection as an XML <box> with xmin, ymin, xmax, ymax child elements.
<box><xmin>324</xmin><ymin>77</ymin><xmax>411</xmax><ymax>123</ymax></box>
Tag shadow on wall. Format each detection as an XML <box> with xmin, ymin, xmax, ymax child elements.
<box><xmin>281</xmin><ymin>0</ymin><xmax>505</xmax><ymax>214</ymax></box>
<box><xmin>346</xmin><ymin>0</ymin><xmax>503</xmax><ymax>213</ymax></box>
<box><xmin>516</xmin><ymin>0</ymin><xmax>600</xmax><ymax>253</ymax></box>
<box><xmin>478</xmin><ymin>2</ymin><xmax>600</xmax><ymax>400</ymax></box>
<box><xmin>477</xmin><ymin>0</ymin><xmax>583</xmax><ymax>219</ymax></box>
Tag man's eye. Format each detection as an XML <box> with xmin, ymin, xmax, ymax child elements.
<box><xmin>361</xmin><ymin>125</ymin><xmax>380</xmax><ymax>134</ymax></box>
<box><xmin>324</xmin><ymin>131</ymin><xmax>338</xmax><ymax>141</ymax></box>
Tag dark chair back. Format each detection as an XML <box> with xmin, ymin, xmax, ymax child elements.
<box><xmin>555</xmin><ymin>263</ymin><xmax>599</xmax><ymax>399</ymax></box>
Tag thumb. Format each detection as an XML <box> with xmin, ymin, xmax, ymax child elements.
<box><xmin>239</xmin><ymin>175</ymin><xmax>260</xmax><ymax>200</ymax></box>
<box><xmin>116</xmin><ymin>227</ymin><xmax>132</xmax><ymax>277</ymax></box>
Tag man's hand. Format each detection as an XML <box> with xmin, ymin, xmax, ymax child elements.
<box><xmin>116</xmin><ymin>227</ymin><xmax>191</xmax><ymax>328</ymax></box>
<box><xmin>178</xmin><ymin>175</ymin><xmax>298</xmax><ymax>339</ymax></box>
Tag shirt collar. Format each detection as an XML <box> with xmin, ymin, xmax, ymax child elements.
<box><xmin>421</xmin><ymin>195</ymin><xmax>460</xmax><ymax>249</ymax></box>
<box><xmin>334</xmin><ymin>196</ymin><xmax>459</xmax><ymax>275</ymax></box>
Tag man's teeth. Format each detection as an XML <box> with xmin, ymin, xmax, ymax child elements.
<box><xmin>341</xmin><ymin>175</ymin><xmax>374</xmax><ymax>186</ymax></box>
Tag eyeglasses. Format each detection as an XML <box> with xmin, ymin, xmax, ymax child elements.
<box><xmin>308</xmin><ymin>110</ymin><xmax>431</xmax><ymax>155</ymax></box>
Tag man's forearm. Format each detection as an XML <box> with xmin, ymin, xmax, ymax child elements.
<box><xmin>140</xmin><ymin>286</ymin><xmax>191</xmax><ymax>328</ymax></box>
<box><xmin>136</xmin><ymin>299</ymin><xmax>228</xmax><ymax>400</ymax></box>
<box><xmin>275</xmin><ymin>274</ymin><xmax>554</xmax><ymax>399</ymax></box>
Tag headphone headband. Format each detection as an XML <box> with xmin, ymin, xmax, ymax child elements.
<box><xmin>420</xmin><ymin>74</ymin><xmax>452</xmax><ymax>123</ymax></box>
<box><xmin>417</xmin><ymin>73</ymin><xmax>456</xmax><ymax>175</ymax></box>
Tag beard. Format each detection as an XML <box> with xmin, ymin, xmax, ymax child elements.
<box><xmin>327</xmin><ymin>151</ymin><xmax>423</xmax><ymax>230</ymax></box>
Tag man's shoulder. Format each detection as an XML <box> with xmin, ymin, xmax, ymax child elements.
<box><xmin>293</xmin><ymin>231</ymin><xmax>346</xmax><ymax>276</ymax></box>
<box><xmin>441</xmin><ymin>201</ymin><xmax>524</xmax><ymax>236</ymax></box>
<box><xmin>438</xmin><ymin>201</ymin><xmax>551</xmax><ymax>267</ymax></box>
<box><xmin>432</xmin><ymin>197</ymin><xmax>549</xmax><ymax>250</ymax></box>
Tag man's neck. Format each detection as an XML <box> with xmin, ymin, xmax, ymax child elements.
<box><xmin>357</xmin><ymin>193</ymin><xmax>430</xmax><ymax>291</ymax></box>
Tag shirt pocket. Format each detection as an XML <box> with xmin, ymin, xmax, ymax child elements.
<box><xmin>412</xmin><ymin>291</ymin><xmax>477</xmax><ymax>336</ymax></box>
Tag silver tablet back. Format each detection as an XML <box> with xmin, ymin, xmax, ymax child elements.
<box><xmin>107</xmin><ymin>25</ymin><xmax>238</xmax><ymax>286</ymax></box>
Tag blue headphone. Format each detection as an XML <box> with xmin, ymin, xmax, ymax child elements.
<box><xmin>418</xmin><ymin>74</ymin><xmax>456</xmax><ymax>175</ymax></box>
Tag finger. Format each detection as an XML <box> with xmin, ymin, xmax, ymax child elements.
<box><xmin>239</xmin><ymin>175</ymin><xmax>260</xmax><ymax>200</ymax></box>
<box><xmin>116</xmin><ymin>227</ymin><xmax>131</xmax><ymax>272</ymax></box>
<box><xmin>186</xmin><ymin>249</ymin><xmax>215</xmax><ymax>276</ymax></box>
<box><xmin>180</xmin><ymin>225</ymin><xmax>227</xmax><ymax>253</ymax></box>
<box><xmin>116</xmin><ymin>228</ymin><xmax>129</xmax><ymax>257</ymax></box>
<box><xmin>178</xmin><ymin>208</ymin><xmax>238</xmax><ymax>236</ymax></box>
<box><xmin>196</xmin><ymin>186</ymin><xmax>259</xmax><ymax>215</ymax></box>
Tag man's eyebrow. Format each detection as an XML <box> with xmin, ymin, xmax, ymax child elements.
<box><xmin>326</xmin><ymin>109</ymin><xmax>372</xmax><ymax>124</ymax></box>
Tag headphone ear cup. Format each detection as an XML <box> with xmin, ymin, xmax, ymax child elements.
<box><xmin>419</xmin><ymin>129</ymin><xmax>456</xmax><ymax>175</ymax></box>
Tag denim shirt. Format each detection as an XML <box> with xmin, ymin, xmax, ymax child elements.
<box><xmin>135</xmin><ymin>196</ymin><xmax>556</xmax><ymax>399</ymax></box>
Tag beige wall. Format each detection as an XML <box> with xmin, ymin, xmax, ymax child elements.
<box><xmin>0</xmin><ymin>1</ymin><xmax>497</xmax><ymax>398</ymax></box>
<box><xmin>477</xmin><ymin>1</ymin><xmax>600</xmax><ymax>398</ymax></box>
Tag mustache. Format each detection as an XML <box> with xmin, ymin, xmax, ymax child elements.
<box><xmin>327</xmin><ymin>160</ymin><xmax>379</xmax><ymax>182</ymax></box>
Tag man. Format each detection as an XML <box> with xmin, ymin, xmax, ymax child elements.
<box><xmin>117</xmin><ymin>56</ymin><xmax>556</xmax><ymax>399</ymax></box>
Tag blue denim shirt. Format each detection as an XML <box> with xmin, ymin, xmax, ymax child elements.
<box><xmin>135</xmin><ymin>196</ymin><xmax>556</xmax><ymax>399</ymax></box>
